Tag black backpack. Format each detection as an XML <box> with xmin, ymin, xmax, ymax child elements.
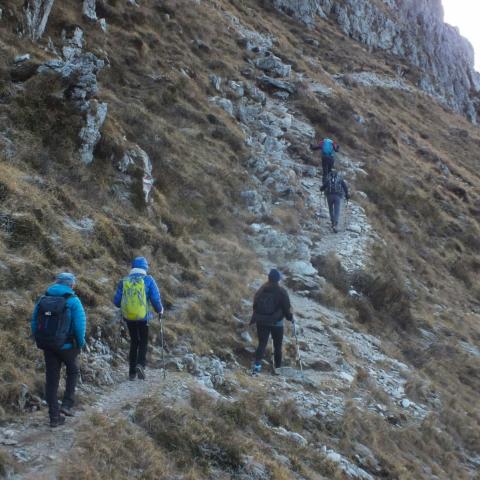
<box><xmin>325</xmin><ymin>172</ymin><xmax>344</xmax><ymax>195</ymax></box>
<box><xmin>255</xmin><ymin>289</ymin><xmax>278</xmax><ymax>316</ymax></box>
<box><xmin>34</xmin><ymin>293</ymin><xmax>74</xmax><ymax>350</ymax></box>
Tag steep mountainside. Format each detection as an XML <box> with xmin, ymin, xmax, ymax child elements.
<box><xmin>1</xmin><ymin>1</ymin><xmax>480</xmax><ymax>479</ymax></box>
<box><xmin>272</xmin><ymin>0</ymin><xmax>480</xmax><ymax>121</ymax></box>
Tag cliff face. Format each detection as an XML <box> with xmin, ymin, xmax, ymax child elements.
<box><xmin>273</xmin><ymin>0</ymin><xmax>480</xmax><ymax>121</ymax></box>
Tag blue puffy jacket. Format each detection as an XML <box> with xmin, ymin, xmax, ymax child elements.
<box><xmin>32</xmin><ymin>284</ymin><xmax>87</xmax><ymax>350</ymax></box>
<box><xmin>113</xmin><ymin>271</ymin><xmax>163</xmax><ymax>322</ymax></box>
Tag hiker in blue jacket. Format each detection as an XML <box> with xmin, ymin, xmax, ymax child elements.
<box><xmin>310</xmin><ymin>137</ymin><xmax>340</xmax><ymax>183</ymax></box>
<box><xmin>114</xmin><ymin>257</ymin><xmax>163</xmax><ymax>381</ymax></box>
<box><xmin>31</xmin><ymin>272</ymin><xmax>86</xmax><ymax>427</ymax></box>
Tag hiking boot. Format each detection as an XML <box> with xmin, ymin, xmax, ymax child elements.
<box><xmin>251</xmin><ymin>364</ymin><xmax>262</xmax><ymax>375</ymax></box>
<box><xmin>50</xmin><ymin>415</ymin><xmax>66</xmax><ymax>428</ymax></box>
<box><xmin>136</xmin><ymin>365</ymin><xmax>146</xmax><ymax>380</ymax></box>
<box><xmin>60</xmin><ymin>405</ymin><xmax>75</xmax><ymax>417</ymax></box>
<box><xmin>129</xmin><ymin>372</ymin><xmax>136</xmax><ymax>381</ymax></box>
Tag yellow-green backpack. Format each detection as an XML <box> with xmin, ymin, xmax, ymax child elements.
<box><xmin>121</xmin><ymin>276</ymin><xmax>148</xmax><ymax>320</ymax></box>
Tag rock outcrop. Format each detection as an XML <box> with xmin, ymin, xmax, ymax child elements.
<box><xmin>24</xmin><ymin>0</ymin><xmax>55</xmax><ymax>41</ymax></box>
<box><xmin>38</xmin><ymin>27</ymin><xmax>107</xmax><ymax>164</ymax></box>
<box><xmin>272</xmin><ymin>0</ymin><xmax>480</xmax><ymax>122</ymax></box>
<box><xmin>117</xmin><ymin>145</ymin><xmax>154</xmax><ymax>204</ymax></box>
<box><xmin>82</xmin><ymin>0</ymin><xmax>97</xmax><ymax>22</ymax></box>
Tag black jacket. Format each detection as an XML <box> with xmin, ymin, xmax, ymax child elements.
<box><xmin>250</xmin><ymin>282</ymin><xmax>293</xmax><ymax>326</ymax></box>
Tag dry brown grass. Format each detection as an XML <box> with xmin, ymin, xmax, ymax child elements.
<box><xmin>59</xmin><ymin>413</ymin><xmax>173</xmax><ymax>480</ymax></box>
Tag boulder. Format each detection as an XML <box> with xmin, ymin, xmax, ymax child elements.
<box><xmin>255</xmin><ymin>52</ymin><xmax>291</xmax><ymax>78</ymax></box>
<box><xmin>257</xmin><ymin>74</ymin><xmax>295</xmax><ymax>94</ymax></box>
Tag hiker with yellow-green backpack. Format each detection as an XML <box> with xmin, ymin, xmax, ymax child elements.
<box><xmin>113</xmin><ymin>257</ymin><xmax>164</xmax><ymax>381</ymax></box>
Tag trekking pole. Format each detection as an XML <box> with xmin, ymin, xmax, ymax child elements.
<box><xmin>159</xmin><ymin>313</ymin><xmax>166</xmax><ymax>379</ymax></box>
<box><xmin>292</xmin><ymin>321</ymin><xmax>303</xmax><ymax>375</ymax></box>
<box><xmin>343</xmin><ymin>199</ymin><xmax>350</xmax><ymax>232</ymax></box>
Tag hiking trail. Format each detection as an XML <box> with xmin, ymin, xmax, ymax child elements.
<box><xmin>0</xmin><ymin>368</ymin><xmax>199</xmax><ymax>479</ymax></box>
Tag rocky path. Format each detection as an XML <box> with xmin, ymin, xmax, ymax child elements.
<box><xmin>216</xmin><ymin>13</ymin><xmax>434</xmax><ymax>478</ymax></box>
<box><xmin>0</xmin><ymin>368</ymin><xmax>194</xmax><ymax>479</ymax></box>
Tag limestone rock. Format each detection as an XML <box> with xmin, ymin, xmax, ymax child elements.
<box><xmin>273</xmin><ymin>0</ymin><xmax>327</xmax><ymax>27</ymax></box>
<box><xmin>99</xmin><ymin>18</ymin><xmax>107</xmax><ymax>32</ymax></box>
<box><xmin>118</xmin><ymin>145</ymin><xmax>154</xmax><ymax>203</ymax></box>
<box><xmin>82</xmin><ymin>0</ymin><xmax>97</xmax><ymax>21</ymax></box>
<box><xmin>79</xmin><ymin>101</ymin><xmax>107</xmax><ymax>164</ymax></box>
<box><xmin>24</xmin><ymin>0</ymin><xmax>55</xmax><ymax>41</ymax></box>
<box><xmin>38</xmin><ymin>28</ymin><xmax>105</xmax><ymax>110</ymax></box>
<box><xmin>255</xmin><ymin>52</ymin><xmax>291</xmax><ymax>78</ymax></box>
<box><xmin>224</xmin><ymin>13</ymin><xmax>273</xmax><ymax>52</ymax></box>
<box><xmin>209</xmin><ymin>96</ymin><xmax>235</xmax><ymax>117</ymax></box>
<box><xmin>257</xmin><ymin>74</ymin><xmax>295</xmax><ymax>94</ymax></box>
<box><xmin>228</xmin><ymin>80</ymin><xmax>245</xmax><ymax>98</ymax></box>
<box><xmin>273</xmin><ymin>426</ymin><xmax>308</xmax><ymax>446</ymax></box>
<box><xmin>14</xmin><ymin>54</ymin><xmax>31</xmax><ymax>63</ymax></box>
<box><xmin>209</xmin><ymin>74</ymin><xmax>222</xmax><ymax>92</ymax></box>
<box><xmin>240</xmin><ymin>331</ymin><xmax>253</xmax><ymax>344</ymax></box>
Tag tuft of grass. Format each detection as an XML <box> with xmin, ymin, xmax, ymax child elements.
<box><xmin>60</xmin><ymin>413</ymin><xmax>173</xmax><ymax>480</ymax></box>
<box><xmin>134</xmin><ymin>398</ymin><xmax>248</xmax><ymax>472</ymax></box>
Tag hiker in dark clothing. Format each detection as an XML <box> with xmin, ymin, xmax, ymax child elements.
<box><xmin>320</xmin><ymin>169</ymin><xmax>350</xmax><ymax>233</ymax></box>
<box><xmin>250</xmin><ymin>269</ymin><xmax>293</xmax><ymax>374</ymax></box>
<box><xmin>31</xmin><ymin>272</ymin><xmax>86</xmax><ymax>427</ymax></box>
<box><xmin>310</xmin><ymin>137</ymin><xmax>340</xmax><ymax>183</ymax></box>
<box><xmin>113</xmin><ymin>257</ymin><xmax>163</xmax><ymax>381</ymax></box>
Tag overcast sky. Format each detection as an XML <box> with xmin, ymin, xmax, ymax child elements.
<box><xmin>442</xmin><ymin>0</ymin><xmax>480</xmax><ymax>70</ymax></box>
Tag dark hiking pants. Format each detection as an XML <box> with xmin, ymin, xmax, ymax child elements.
<box><xmin>326</xmin><ymin>193</ymin><xmax>343</xmax><ymax>227</ymax></box>
<box><xmin>127</xmin><ymin>321</ymin><xmax>149</xmax><ymax>375</ymax></box>
<box><xmin>255</xmin><ymin>324</ymin><xmax>284</xmax><ymax>368</ymax></box>
<box><xmin>44</xmin><ymin>348</ymin><xmax>79</xmax><ymax>420</ymax></box>
<box><xmin>322</xmin><ymin>155</ymin><xmax>335</xmax><ymax>183</ymax></box>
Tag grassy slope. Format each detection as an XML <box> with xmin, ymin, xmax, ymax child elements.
<box><xmin>1</xmin><ymin>0</ymin><xmax>480</xmax><ymax>478</ymax></box>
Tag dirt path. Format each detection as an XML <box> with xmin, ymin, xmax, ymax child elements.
<box><xmin>1</xmin><ymin>368</ymin><xmax>192</xmax><ymax>480</ymax></box>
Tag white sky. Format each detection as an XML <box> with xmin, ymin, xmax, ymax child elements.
<box><xmin>442</xmin><ymin>0</ymin><xmax>480</xmax><ymax>70</ymax></box>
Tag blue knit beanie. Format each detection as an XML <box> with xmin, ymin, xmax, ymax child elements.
<box><xmin>268</xmin><ymin>268</ymin><xmax>281</xmax><ymax>283</ymax></box>
<box><xmin>132</xmin><ymin>256</ymin><xmax>149</xmax><ymax>271</ymax></box>
<box><xmin>56</xmin><ymin>272</ymin><xmax>76</xmax><ymax>287</ymax></box>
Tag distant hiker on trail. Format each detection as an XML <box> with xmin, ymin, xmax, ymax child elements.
<box><xmin>114</xmin><ymin>256</ymin><xmax>163</xmax><ymax>381</ymax></box>
<box><xmin>32</xmin><ymin>272</ymin><xmax>86</xmax><ymax>428</ymax></box>
<box><xmin>250</xmin><ymin>269</ymin><xmax>293</xmax><ymax>375</ymax></box>
<box><xmin>320</xmin><ymin>169</ymin><xmax>350</xmax><ymax>233</ymax></box>
<box><xmin>310</xmin><ymin>137</ymin><xmax>340</xmax><ymax>183</ymax></box>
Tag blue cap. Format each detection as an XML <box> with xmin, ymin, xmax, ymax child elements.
<box><xmin>268</xmin><ymin>268</ymin><xmax>281</xmax><ymax>283</ymax></box>
<box><xmin>132</xmin><ymin>256</ymin><xmax>149</xmax><ymax>271</ymax></box>
<box><xmin>56</xmin><ymin>272</ymin><xmax>76</xmax><ymax>287</ymax></box>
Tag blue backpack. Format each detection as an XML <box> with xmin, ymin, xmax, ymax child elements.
<box><xmin>322</xmin><ymin>138</ymin><xmax>335</xmax><ymax>156</ymax></box>
<box><xmin>34</xmin><ymin>293</ymin><xmax>74</xmax><ymax>350</ymax></box>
